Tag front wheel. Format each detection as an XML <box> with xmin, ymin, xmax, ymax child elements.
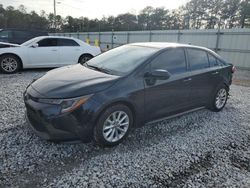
<box><xmin>94</xmin><ymin>104</ymin><xmax>133</xmax><ymax>147</ymax></box>
<box><xmin>209</xmin><ymin>85</ymin><xmax>228</xmax><ymax>112</ymax></box>
<box><xmin>0</xmin><ymin>55</ymin><xmax>21</xmax><ymax>74</ymax></box>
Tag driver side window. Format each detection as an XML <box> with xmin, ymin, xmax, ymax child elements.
<box><xmin>151</xmin><ymin>48</ymin><xmax>187</xmax><ymax>74</ymax></box>
<box><xmin>38</xmin><ymin>38</ymin><xmax>57</xmax><ymax>47</ymax></box>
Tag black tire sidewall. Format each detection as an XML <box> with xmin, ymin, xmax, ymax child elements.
<box><xmin>79</xmin><ymin>55</ymin><xmax>93</xmax><ymax>64</ymax></box>
<box><xmin>0</xmin><ymin>55</ymin><xmax>21</xmax><ymax>74</ymax></box>
<box><xmin>94</xmin><ymin>104</ymin><xmax>133</xmax><ymax>147</ymax></box>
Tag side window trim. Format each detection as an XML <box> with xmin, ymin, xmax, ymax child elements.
<box><xmin>207</xmin><ymin>52</ymin><xmax>211</xmax><ymax>67</ymax></box>
<box><xmin>184</xmin><ymin>47</ymin><xmax>190</xmax><ymax>71</ymax></box>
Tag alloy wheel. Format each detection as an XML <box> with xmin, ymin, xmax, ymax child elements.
<box><xmin>1</xmin><ymin>57</ymin><xmax>18</xmax><ymax>73</ymax></box>
<box><xmin>215</xmin><ymin>88</ymin><xmax>227</xmax><ymax>109</ymax></box>
<box><xmin>102</xmin><ymin>111</ymin><xmax>129</xmax><ymax>143</ymax></box>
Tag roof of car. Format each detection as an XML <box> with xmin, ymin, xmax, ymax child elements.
<box><xmin>34</xmin><ymin>36</ymin><xmax>76</xmax><ymax>40</ymax></box>
<box><xmin>130</xmin><ymin>42</ymin><xmax>211</xmax><ymax>51</ymax></box>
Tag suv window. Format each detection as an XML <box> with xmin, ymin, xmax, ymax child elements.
<box><xmin>208</xmin><ymin>53</ymin><xmax>219</xmax><ymax>67</ymax></box>
<box><xmin>38</xmin><ymin>38</ymin><xmax>57</xmax><ymax>47</ymax></box>
<box><xmin>151</xmin><ymin>48</ymin><xmax>187</xmax><ymax>74</ymax></box>
<box><xmin>0</xmin><ymin>30</ymin><xmax>12</xmax><ymax>38</ymax></box>
<box><xmin>187</xmin><ymin>48</ymin><xmax>209</xmax><ymax>70</ymax></box>
<box><xmin>57</xmin><ymin>39</ymin><xmax>79</xmax><ymax>46</ymax></box>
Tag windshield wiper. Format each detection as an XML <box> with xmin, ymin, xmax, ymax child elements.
<box><xmin>85</xmin><ymin>64</ymin><xmax>115</xmax><ymax>75</ymax></box>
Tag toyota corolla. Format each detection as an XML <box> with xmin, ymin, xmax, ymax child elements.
<box><xmin>24</xmin><ymin>43</ymin><xmax>234</xmax><ymax>146</ymax></box>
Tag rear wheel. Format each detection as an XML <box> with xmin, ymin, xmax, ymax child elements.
<box><xmin>94</xmin><ymin>104</ymin><xmax>133</xmax><ymax>147</ymax></box>
<box><xmin>209</xmin><ymin>85</ymin><xmax>228</xmax><ymax>112</ymax></box>
<box><xmin>79</xmin><ymin>54</ymin><xmax>93</xmax><ymax>65</ymax></box>
<box><xmin>0</xmin><ymin>55</ymin><xmax>21</xmax><ymax>74</ymax></box>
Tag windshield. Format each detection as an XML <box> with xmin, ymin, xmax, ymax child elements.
<box><xmin>21</xmin><ymin>37</ymin><xmax>39</xmax><ymax>46</ymax></box>
<box><xmin>85</xmin><ymin>45</ymin><xmax>158</xmax><ymax>75</ymax></box>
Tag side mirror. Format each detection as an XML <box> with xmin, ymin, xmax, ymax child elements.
<box><xmin>31</xmin><ymin>43</ymin><xmax>39</xmax><ymax>48</ymax></box>
<box><xmin>145</xmin><ymin>69</ymin><xmax>171</xmax><ymax>80</ymax></box>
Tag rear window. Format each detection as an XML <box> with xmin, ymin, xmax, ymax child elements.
<box><xmin>187</xmin><ymin>48</ymin><xmax>209</xmax><ymax>70</ymax></box>
<box><xmin>57</xmin><ymin>39</ymin><xmax>79</xmax><ymax>46</ymax></box>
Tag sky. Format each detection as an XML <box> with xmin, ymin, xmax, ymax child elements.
<box><xmin>1</xmin><ymin>0</ymin><xmax>188</xmax><ymax>19</ymax></box>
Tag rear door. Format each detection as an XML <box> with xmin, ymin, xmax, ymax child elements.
<box><xmin>27</xmin><ymin>38</ymin><xmax>59</xmax><ymax>67</ymax></box>
<box><xmin>144</xmin><ymin>48</ymin><xmax>192</xmax><ymax>122</ymax></box>
<box><xmin>186</xmin><ymin>48</ymin><xmax>219</xmax><ymax>106</ymax></box>
<box><xmin>57</xmin><ymin>38</ymin><xmax>81</xmax><ymax>65</ymax></box>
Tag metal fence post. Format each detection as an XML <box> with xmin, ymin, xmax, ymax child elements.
<box><xmin>98</xmin><ymin>31</ymin><xmax>101</xmax><ymax>46</ymax></box>
<box><xmin>149</xmin><ymin>30</ymin><xmax>152</xmax><ymax>42</ymax></box>
<box><xmin>127</xmin><ymin>31</ymin><xmax>130</xmax><ymax>44</ymax></box>
<box><xmin>177</xmin><ymin>30</ymin><xmax>181</xmax><ymax>43</ymax></box>
<box><xmin>215</xmin><ymin>28</ymin><xmax>221</xmax><ymax>53</ymax></box>
<box><xmin>77</xmin><ymin>31</ymin><xmax>79</xmax><ymax>39</ymax></box>
<box><xmin>87</xmin><ymin>32</ymin><xmax>90</xmax><ymax>44</ymax></box>
<box><xmin>111</xmin><ymin>30</ymin><xmax>114</xmax><ymax>48</ymax></box>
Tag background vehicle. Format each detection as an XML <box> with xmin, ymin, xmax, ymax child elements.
<box><xmin>0</xmin><ymin>36</ymin><xmax>101</xmax><ymax>73</ymax></box>
<box><xmin>0</xmin><ymin>28</ymin><xmax>48</xmax><ymax>45</ymax></box>
<box><xmin>24</xmin><ymin>43</ymin><xmax>234</xmax><ymax>147</ymax></box>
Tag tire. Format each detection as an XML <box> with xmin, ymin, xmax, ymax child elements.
<box><xmin>94</xmin><ymin>104</ymin><xmax>133</xmax><ymax>147</ymax></box>
<box><xmin>209</xmin><ymin>85</ymin><xmax>228</xmax><ymax>112</ymax></box>
<box><xmin>0</xmin><ymin>55</ymin><xmax>21</xmax><ymax>74</ymax></box>
<box><xmin>78</xmin><ymin>54</ymin><xmax>93</xmax><ymax>65</ymax></box>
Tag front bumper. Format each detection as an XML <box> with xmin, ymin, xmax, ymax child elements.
<box><xmin>24</xmin><ymin>89</ymin><xmax>99</xmax><ymax>142</ymax></box>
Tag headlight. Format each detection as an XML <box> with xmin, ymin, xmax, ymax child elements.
<box><xmin>38</xmin><ymin>94</ymin><xmax>93</xmax><ymax>113</ymax></box>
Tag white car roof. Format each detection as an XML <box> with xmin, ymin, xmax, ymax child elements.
<box><xmin>33</xmin><ymin>36</ymin><xmax>78</xmax><ymax>40</ymax></box>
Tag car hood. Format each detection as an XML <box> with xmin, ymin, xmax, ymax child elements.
<box><xmin>0</xmin><ymin>42</ymin><xmax>20</xmax><ymax>47</ymax></box>
<box><xmin>31</xmin><ymin>64</ymin><xmax>120</xmax><ymax>99</ymax></box>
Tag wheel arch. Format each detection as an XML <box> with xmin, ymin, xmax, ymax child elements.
<box><xmin>0</xmin><ymin>53</ymin><xmax>23</xmax><ymax>69</ymax></box>
<box><xmin>94</xmin><ymin>100</ymin><xmax>137</xmax><ymax>128</ymax></box>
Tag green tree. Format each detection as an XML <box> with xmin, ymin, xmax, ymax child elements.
<box><xmin>240</xmin><ymin>0</ymin><xmax>250</xmax><ymax>28</ymax></box>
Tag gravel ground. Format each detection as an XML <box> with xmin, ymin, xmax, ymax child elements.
<box><xmin>1</xmin><ymin>69</ymin><xmax>250</xmax><ymax>187</ymax></box>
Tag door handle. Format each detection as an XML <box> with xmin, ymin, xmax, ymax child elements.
<box><xmin>211</xmin><ymin>71</ymin><xmax>219</xmax><ymax>75</ymax></box>
<box><xmin>183</xmin><ymin>78</ymin><xmax>192</xmax><ymax>82</ymax></box>
<box><xmin>51</xmin><ymin>49</ymin><xmax>57</xmax><ymax>51</ymax></box>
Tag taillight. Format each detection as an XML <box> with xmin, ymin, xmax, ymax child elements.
<box><xmin>232</xmin><ymin>65</ymin><xmax>236</xmax><ymax>73</ymax></box>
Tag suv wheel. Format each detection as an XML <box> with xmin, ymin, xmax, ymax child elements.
<box><xmin>209</xmin><ymin>85</ymin><xmax>228</xmax><ymax>112</ymax></box>
<box><xmin>94</xmin><ymin>104</ymin><xmax>133</xmax><ymax>147</ymax></box>
<box><xmin>0</xmin><ymin>55</ymin><xmax>21</xmax><ymax>74</ymax></box>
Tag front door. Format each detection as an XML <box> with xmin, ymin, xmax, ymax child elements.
<box><xmin>144</xmin><ymin>48</ymin><xmax>192</xmax><ymax>122</ymax></box>
<box><xmin>27</xmin><ymin>38</ymin><xmax>59</xmax><ymax>67</ymax></box>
